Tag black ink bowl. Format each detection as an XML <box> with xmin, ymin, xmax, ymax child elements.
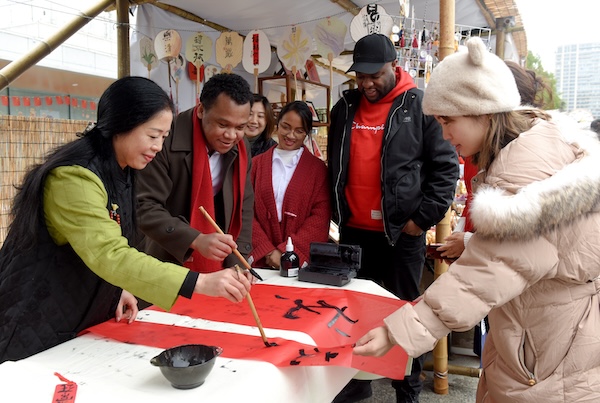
<box><xmin>150</xmin><ymin>344</ymin><xmax>223</xmax><ymax>389</ymax></box>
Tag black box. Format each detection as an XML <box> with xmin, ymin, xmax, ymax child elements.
<box><xmin>298</xmin><ymin>242</ymin><xmax>362</xmax><ymax>287</ymax></box>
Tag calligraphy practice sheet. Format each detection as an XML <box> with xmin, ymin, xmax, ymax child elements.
<box><xmin>87</xmin><ymin>284</ymin><xmax>410</xmax><ymax>379</ymax></box>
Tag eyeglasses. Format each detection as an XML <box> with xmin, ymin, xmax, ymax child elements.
<box><xmin>278</xmin><ymin>122</ymin><xmax>307</xmax><ymax>137</ymax></box>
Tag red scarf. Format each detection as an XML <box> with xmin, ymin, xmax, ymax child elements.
<box><xmin>186</xmin><ymin>106</ymin><xmax>247</xmax><ymax>273</ymax></box>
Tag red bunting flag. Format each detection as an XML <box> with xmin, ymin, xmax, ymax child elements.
<box><xmin>23</xmin><ymin>97</ymin><xmax>31</xmax><ymax>107</ymax></box>
<box><xmin>45</xmin><ymin>96</ymin><xmax>53</xmax><ymax>106</ymax></box>
<box><xmin>56</xmin><ymin>95</ymin><xmax>63</xmax><ymax>105</ymax></box>
<box><xmin>71</xmin><ymin>98</ymin><xmax>78</xmax><ymax>107</ymax></box>
<box><xmin>1</xmin><ymin>96</ymin><xmax>8</xmax><ymax>106</ymax></box>
<box><xmin>81</xmin><ymin>99</ymin><xmax>87</xmax><ymax>109</ymax></box>
<box><xmin>34</xmin><ymin>97</ymin><xmax>41</xmax><ymax>106</ymax></box>
<box><xmin>64</xmin><ymin>95</ymin><xmax>70</xmax><ymax>104</ymax></box>
<box><xmin>12</xmin><ymin>96</ymin><xmax>20</xmax><ymax>106</ymax></box>
<box><xmin>90</xmin><ymin>101</ymin><xmax>96</xmax><ymax>111</ymax></box>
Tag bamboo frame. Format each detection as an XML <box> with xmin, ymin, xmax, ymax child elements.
<box><xmin>0</xmin><ymin>0</ymin><xmax>114</xmax><ymax>91</ymax></box>
<box><xmin>424</xmin><ymin>361</ymin><xmax>482</xmax><ymax>378</ymax></box>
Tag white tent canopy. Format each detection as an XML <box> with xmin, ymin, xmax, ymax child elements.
<box><xmin>129</xmin><ymin>0</ymin><xmax>524</xmax><ymax>113</ymax></box>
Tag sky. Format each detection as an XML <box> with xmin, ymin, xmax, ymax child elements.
<box><xmin>515</xmin><ymin>0</ymin><xmax>600</xmax><ymax>73</ymax></box>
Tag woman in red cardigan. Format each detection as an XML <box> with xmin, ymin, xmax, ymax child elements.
<box><xmin>250</xmin><ymin>101</ymin><xmax>331</xmax><ymax>269</ymax></box>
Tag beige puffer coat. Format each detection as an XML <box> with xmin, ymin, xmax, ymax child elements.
<box><xmin>384</xmin><ymin>119</ymin><xmax>600</xmax><ymax>402</ymax></box>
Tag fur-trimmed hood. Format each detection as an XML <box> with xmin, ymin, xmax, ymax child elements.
<box><xmin>470</xmin><ymin>118</ymin><xmax>600</xmax><ymax>241</ymax></box>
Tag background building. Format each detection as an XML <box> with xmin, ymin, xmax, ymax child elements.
<box><xmin>0</xmin><ymin>0</ymin><xmax>117</xmax><ymax>119</ymax></box>
<box><xmin>555</xmin><ymin>42</ymin><xmax>600</xmax><ymax>119</ymax></box>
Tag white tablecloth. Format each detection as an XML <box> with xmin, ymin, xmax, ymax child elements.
<box><xmin>0</xmin><ymin>269</ymin><xmax>404</xmax><ymax>402</ymax></box>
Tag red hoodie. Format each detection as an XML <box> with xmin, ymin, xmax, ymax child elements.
<box><xmin>345</xmin><ymin>68</ymin><xmax>416</xmax><ymax>231</ymax></box>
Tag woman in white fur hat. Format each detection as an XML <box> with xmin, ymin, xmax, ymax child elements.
<box><xmin>353</xmin><ymin>37</ymin><xmax>600</xmax><ymax>402</ymax></box>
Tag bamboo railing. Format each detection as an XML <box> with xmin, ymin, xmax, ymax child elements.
<box><xmin>0</xmin><ymin>116</ymin><xmax>87</xmax><ymax>244</ymax></box>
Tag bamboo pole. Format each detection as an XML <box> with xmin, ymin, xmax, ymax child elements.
<box><xmin>431</xmin><ymin>0</ymin><xmax>455</xmax><ymax>395</ymax></box>
<box><xmin>432</xmin><ymin>207</ymin><xmax>453</xmax><ymax>394</ymax></box>
<box><xmin>439</xmin><ymin>0</ymin><xmax>456</xmax><ymax>61</ymax></box>
<box><xmin>116</xmin><ymin>0</ymin><xmax>130</xmax><ymax>78</ymax></box>
<box><xmin>0</xmin><ymin>0</ymin><xmax>114</xmax><ymax>91</ymax></box>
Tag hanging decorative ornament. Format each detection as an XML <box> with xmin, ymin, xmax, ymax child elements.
<box><xmin>350</xmin><ymin>4</ymin><xmax>394</xmax><ymax>41</ymax></box>
<box><xmin>185</xmin><ymin>32</ymin><xmax>213</xmax><ymax>105</ymax></box>
<box><xmin>216</xmin><ymin>31</ymin><xmax>243</xmax><ymax>74</ymax></box>
<box><xmin>242</xmin><ymin>29</ymin><xmax>271</xmax><ymax>92</ymax></box>
<box><xmin>154</xmin><ymin>29</ymin><xmax>182</xmax><ymax>104</ymax></box>
<box><xmin>139</xmin><ymin>35</ymin><xmax>157</xmax><ymax>79</ymax></box>
<box><xmin>314</xmin><ymin>16</ymin><xmax>347</xmax><ymax>105</ymax></box>
<box><xmin>170</xmin><ymin>54</ymin><xmax>185</xmax><ymax>114</ymax></box>
<box><xmin>154</xmin><ymin>29</ymin><xmax>182</xmax><ymax>62</ymax></box>
<box><xmin>399</xmin><ymin>0</ymin><xmax>410</xmax><ymax>18</ymax></box>
<box><xmin>424</xmin><ymin>54</ymin><xmax>433</xmax><ymax>87</ymax></box>
<box><xmin>277</xmin><ymin>25</ymin><xmax>312</xmax><ymax>100</ymax></box>
<box><xmin>203</xmin><ymin>64</ymin><xmax>220</xmax><ymax>81</ymax></box>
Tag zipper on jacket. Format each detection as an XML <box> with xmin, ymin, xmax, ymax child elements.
<box><xmin>380</xmin><ymin>92</ymin><xmax>408</xmax><ymax>246</ymax></box>
<box><xmin>518</xmin><ymin>333</ymin><xmax>537</xmax><ymax>386</ymax></box>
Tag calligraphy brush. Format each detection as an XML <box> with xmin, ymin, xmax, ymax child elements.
<box><xmin>199</xmin><ymin>206</ymin><xmax>272</xmax><ymax>347</ymax></box>
<box><xmin>198</xmin><ymin>206</ymin><xmax>263</xmax><ymax>281</ymax></box>
<box><xmin>233</xmin><ymin>264</ymin><xmax>272</xmax><ymax>347</ymax></box>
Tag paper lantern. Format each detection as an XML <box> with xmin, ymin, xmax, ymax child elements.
<box><xmin>277</xmin><ymin>26</ymin><xmax>311</xmax><ymax>72</ymax></box>
<box><xmin>242</xmin><ymin>29</ymin><xmax>271</xmax><ymax>74</ymax></box>
<box><xmin>350</xmin><ymin>4</ymin><xmax>394</xmax><ymax>41</ymax></box>
<box><xmin>216</xmin><ymin>31</ymin><xmax>243</xmax><ymax>72</ymax></box>
<box><xmin>154</xmin><ymin>29</ymin><xmax>182</xmax><ymax>62</ymax></box>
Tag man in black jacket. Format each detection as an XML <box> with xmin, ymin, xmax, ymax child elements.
<box><xmin>328</xmin><ymin>34</ymin><xmax>458</xmax><ymax>403</ymax></box>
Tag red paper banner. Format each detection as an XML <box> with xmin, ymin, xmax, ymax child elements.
<box><xmin>87</xmin><ymin>319</ymin><xmax>408</xmax><ymax>379</ymax></box>
<box><xmin>87</xmin><ymin>284</ymin><xmax>410</xmax><ymax>378</ymax></box>
<box><xmin>149</xmin><ymin>284</ymin><xmax>406</xmax><ymax>346</ymax></box>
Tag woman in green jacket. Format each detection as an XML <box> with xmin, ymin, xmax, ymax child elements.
<box><xmin>0</xmin><ymin>76</ymin><xmax>252</xmax><ymax>363</ymax></box>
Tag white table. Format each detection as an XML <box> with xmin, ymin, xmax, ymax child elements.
<box><xmin>0</xmin><ymin>269</ymin><xmax>405</xmax><ymax>403</ymax></box>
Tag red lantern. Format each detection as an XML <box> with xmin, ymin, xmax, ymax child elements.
<box><xmin>56</xmin><ymin>95</ymin><xmax>63</xmax><ymax>105</ymax></box>
<box><xmin>1</xmin><ymin>96</ymin><xmax>8</xmax><ymax>106</ymax></box>
<box><xmin>45</xmin><ymin>96</ymin><xmax>53</xmax><ymax>106</ymax></box>
<box><xmin>34</xmin><ymin>97</ymin><xmax>41</xmax><ymax>106</ymax></box>
<box><xmin>23</xmin><ymin>97</ymin><xmax>31</xmax><ymax>107</ymax></box>
<box><xmin>64</xmin><ymin>95</ymin><xmax>70</xmax><ymax>104</ymax></box>
<box><xmin>90</xmin><ymin>101</ymin><xmax>96</xmax><ymax>111</ymax></box>
<box><xmin>81</xmin><ymin>99</ymin><xmax>87</xmax><ymax>109</ymax></box>
<box><xmin>71</xmin><ymin>98</ymin><xmax>77</xmax><ymax>107</ymax></box>
<box><xmin>12</xmin><ymin>96</ymin><xmax>20</xmax><ymax>106</ymax></box>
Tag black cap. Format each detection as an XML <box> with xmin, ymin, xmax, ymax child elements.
<box><xmin>347</xmin><ymin>34</ymin><xmax>397</xmax><ymax>74</ymax></box>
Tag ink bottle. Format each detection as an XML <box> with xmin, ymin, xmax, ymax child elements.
<box><xmin>280</xmin><ymin>237</ymin><xmax>299</xmax><ymax>277</ymax></box>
